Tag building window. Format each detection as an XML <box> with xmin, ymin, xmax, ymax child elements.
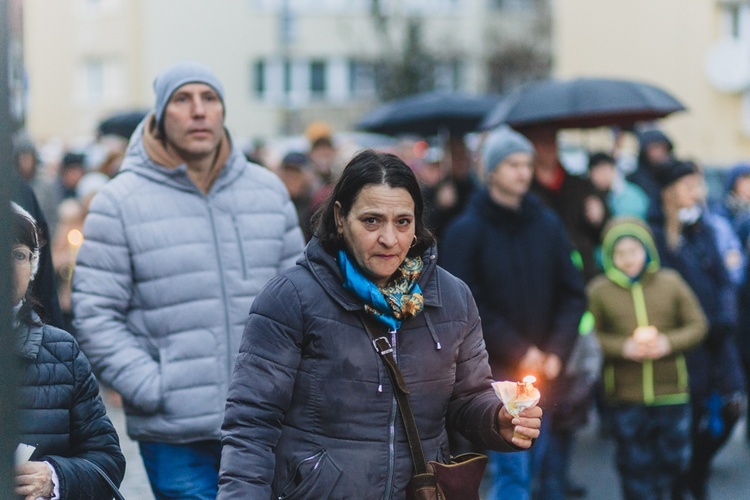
<box><xmin>310</xmin><ymin>60</ymin><xmax>326</xmax><ymax>96</ymax></box>
<box><xmin>491</xmin><ymin>0</ymin><xmax>533</xmax><ymax>11</ymax></box>
<box><xmin>349</xmin><ymin>59</ymin><xmax>376</xmax><ymax>99</ymax></box>
<box><xmin>283</xmin><ymin>59</ymin><xmax>292</xmax><ymax>94</ymax></box>
<box><xmin>720</xmin><ymin>4</ymin><xmax>750</xmax><ymax>41</ymax></box>
<box><xmin>434</xmin><ymin>59</ymin><xmax>463</xmax><ymax>92</ymax></box>
<box><xmin>85</xmin><ymin>59</ymin><xmax>104</xmax><ymax>104</ymax></box>
<box><xmin>253</xmin><ymin>60</ymin><xmax>265</xmax><ymax>97</ymax></box>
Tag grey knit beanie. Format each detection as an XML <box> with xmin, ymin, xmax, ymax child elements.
<box><xmin>153</xmin><ymin>60</ymin><xmax>225</xmax><ymax>127</ymax></box>
<box><xmin>482</xmin><ymin>126</ymin><xmax>535</xmax><ymax>174</ymax></box>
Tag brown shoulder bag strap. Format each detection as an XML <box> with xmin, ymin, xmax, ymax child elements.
<box><xmin>361</xmin><ymin>315</ymin><xmax>431</xmax><ymax>477</ymax></box>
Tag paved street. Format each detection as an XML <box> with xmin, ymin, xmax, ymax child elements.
<box><xmin>568</xmin><ymin>413</ymin><xmax>750</xmax><ymax>500</ymax></box>
<box><xmin>107</xmin><ymin>399</ymin><xmax>750</xmax><ymax>499</ymax></box>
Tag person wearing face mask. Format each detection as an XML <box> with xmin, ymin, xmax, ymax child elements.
<box><xmin>649</xmin><ymin>160</ymin><xmax>746</xmax><ymax>500</ymax></box>
<box><xmin>10</xmin><ymin>202</ymin><xmax>125</xmax><ymax>500</ymax></box>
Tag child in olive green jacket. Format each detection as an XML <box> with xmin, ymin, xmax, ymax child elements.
<box><xmin>587</xmin><ymin>218</ymin><xmax>707</xmax><ymax>499</ymax></box>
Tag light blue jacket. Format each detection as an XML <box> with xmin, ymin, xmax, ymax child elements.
<box><xmin>72</xmin><ymin>120</ymin><xmax>304</xmax><ymax>442</ymax></box>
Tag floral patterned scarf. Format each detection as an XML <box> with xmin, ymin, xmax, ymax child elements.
<box><xmin>338</xmin><ymin>249</ymin><xmax>424</xmax><ymax>330</ymax></box>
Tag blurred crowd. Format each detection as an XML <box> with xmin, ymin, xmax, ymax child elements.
<box><xmin>12</xmin><ymin>109</ymin><xmax>750</xmax><ymax>499</ymax></box>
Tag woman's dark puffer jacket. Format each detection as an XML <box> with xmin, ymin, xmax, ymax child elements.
<box><xmin>15</xmin><ymin>317</ymin><xmax>126</xmax><ymax>499</ymax></box>
<box><xmin>219</xmin><ymin>238</ymin><xmax>515</xmax><ymax>499</ymax></box>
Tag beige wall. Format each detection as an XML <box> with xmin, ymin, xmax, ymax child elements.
<box><xmin>23</xmin><ymin>0</ymin><xmax>545</xmax><ymax>146</ymax></box>
<box><xmin>555</xmin><ymin>0</ymin><xmax>750</xmax><ymax>167</ymax></box>
<box><xmin>25</xmin><ymin>0</ymin><xmax>143</xmax><ymax>144</ymax></box>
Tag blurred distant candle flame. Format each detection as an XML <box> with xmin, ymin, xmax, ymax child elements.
<box><xmin>67</xmin><ymin>229</ymin><xmax>84</xmax><ymax>248</ymax></box>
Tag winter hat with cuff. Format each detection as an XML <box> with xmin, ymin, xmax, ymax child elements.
<box><xmin>482</xmin><ymin>126</ymin><xmax>535</xmax><ymax>174</ymax></box>
<box><xmin>656</xmin><ymin>159</ymin><xmax>697</xmax><ymax>190</ymax></box>
<box><xmin>153</xmin><ymin>60</ymin><xmax>225</xmax><ymax>128</ymax></box>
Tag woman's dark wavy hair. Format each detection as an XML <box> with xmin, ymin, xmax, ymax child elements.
<box><xmin>13</xmin><ymin>207</ymin><xmax>45</xmax><ymax>326</ymax></box>
<box><xmin>312</xmin><ymin>149</ymin><xmax>435</xmax><ymax>256</ymax></box>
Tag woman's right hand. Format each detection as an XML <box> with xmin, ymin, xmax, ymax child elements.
<box><xmin>15</xmin><ymin>461</ymin><xmax>54</xmax><ymax>500</ymax></box>
<box><xmin>497</xmin><ymin>405</ymin><xmax>542</xmax><ymax>449</ymax></box>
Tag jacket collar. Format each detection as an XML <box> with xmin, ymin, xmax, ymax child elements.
<box><xmin>119</xmin><ymin>115</ymin><xmax>245</xmax><ymax>196</ymax></box>
<box><xmin>472</xmin><ymin>187</ymin><xmax>542</xmax><ymax>226</ymax></box>
<box><xmin>301</xmin><ymin>237</ymin><xmax>442</xmax><ymax>311</ymax></box>
<box><xmin>13</xmin><ymin>312</ymin><xmax>44</xmax><ymax>360</ymax></box>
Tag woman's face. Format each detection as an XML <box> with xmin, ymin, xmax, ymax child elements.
<box><xmin>12</xmin><ymin>244</ymin><xmax>33</xmax><ymax>304</ymax></box>
<box><xmin>335</xmin><ymin>184</ymin><xmax>416</xmax><ymax>286</ymax></box>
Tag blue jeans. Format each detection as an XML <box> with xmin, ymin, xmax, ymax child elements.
<box><xmin>533</xmin><ymin>429</ymin><xmax>572</xmax><ymax>500</ymax></box>
<box><xmin>139</xmin><ymin>440</ymin><xmax>221</xmax><ymax>500</ymax></box>
<box><xmin>487</xmin><ymin>415</ymin><xmax>550</xmax><ymax>500</ymax></box>
<box><xmin>610</xmin><ymin>404</ymin><xmax>691</xmax><ymax>500</ymax></box>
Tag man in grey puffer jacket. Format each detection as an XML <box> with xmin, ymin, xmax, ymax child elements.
<box><xmin>72</xmin><ymin>60</ymin><xmax>305</xmax><ymax>499</ymax></box>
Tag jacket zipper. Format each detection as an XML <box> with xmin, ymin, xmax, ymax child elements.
<box><xmin>384</xmin><ymin>328</ymin><xmax>398</xmax><ymax>499</ymax></box>
<box><xmin>207</xmin><ymin>202</ymin><xmax>234</xmax><ymax>384</ymax></box>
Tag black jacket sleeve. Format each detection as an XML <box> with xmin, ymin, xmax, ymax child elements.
<box><xmin>43</xmin><ymin>337</ymin><xmax>126</xmax><ymax>499</ymax></box>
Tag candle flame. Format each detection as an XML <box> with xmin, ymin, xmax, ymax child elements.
<box><xmin>522</xmin><ymin>375</ymin><xmax>536</xmax><ymax>385</ymax></box>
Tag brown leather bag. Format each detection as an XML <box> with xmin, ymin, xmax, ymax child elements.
<box><xmin>407</xmin><ymin>453</ymin><xmax>487</xmax><ymax>500</ymax></box>
<box><xmin>364</xmin><ymin>318</ymin><xmax>488</xmax><ymax>500</ymax></box>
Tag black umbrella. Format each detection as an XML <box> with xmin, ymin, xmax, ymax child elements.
<box><xmin>480</xmin><ymin>77</ymin><xmax>686</xmax><ymax>131</ymax></box>
<box><xmin>98</xmin><ymin>110</ymin><xmax>149</xmax><ymax>139</ymax></box>
<box><xmin>356</xmin><ymin>92</ymin><xmax>501</xmax><ymax>137</ymax></box>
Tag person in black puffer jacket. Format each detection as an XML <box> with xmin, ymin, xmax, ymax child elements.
<box><xmin>11</xmin><ymin>202</ymin><xmax>125</xmax><ymax>499</ymax></box>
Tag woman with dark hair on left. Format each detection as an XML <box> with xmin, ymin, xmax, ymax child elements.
<box><xmin>11</xmin><ymin>201</ymin><xmax>125</xmax><ymax>499</ymax></box>
<box><xmin>218</xmin><ymin>150</ymin><xmax>541</xmax><ymax>498</ymax></box>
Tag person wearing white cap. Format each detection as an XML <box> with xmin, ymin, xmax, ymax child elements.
<box><xmin>72</xmin><ymin>60</ymin><xmax>304</xmax><ymax>498</ymax></box>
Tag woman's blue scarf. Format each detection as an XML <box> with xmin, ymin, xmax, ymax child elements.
<box><xmin>338</xmin><ymin>249</ymin><xmax>424</xmax><ymax>330</ymax></box>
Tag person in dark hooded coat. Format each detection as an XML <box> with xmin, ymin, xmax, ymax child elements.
<box><xmin>627</xmin><ymin>129</ymin><xmax>675</xmax><ymax>213</ymax></box>
<box><xmin>441</xmin><ymin>128</ymin><xmax>587</xmax><ymax>500</ymax></box>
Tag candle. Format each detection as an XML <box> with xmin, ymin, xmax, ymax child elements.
<box><xmin>517</xmin><ymin>375</ymin><xmax>537</xmax><ymax>398</ymax></box>
<box><xmin>492</xmin><ymin>376</ymin><xmax>541</xmax><ymax>418</ymax></box>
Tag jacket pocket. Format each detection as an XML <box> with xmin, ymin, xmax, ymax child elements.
<box><xmin>277</xmin><ymin>449</ymin><xmax>342</xmax><ymax>500</ymax></box>
<box><xmin>232</xmin><ymin>214</ymin><xmax>249</xmax><ymax>280</ymax></box>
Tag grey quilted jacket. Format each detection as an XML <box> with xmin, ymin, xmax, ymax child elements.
<box><xmin>218</xmin><ymin>238</ymin><xmax>514</xmax><ymax>499</ymax></box>
<box><xmin>72</xmin><ymin>122</ymin><xmax>304</xmax><ymax>443</ymax></box>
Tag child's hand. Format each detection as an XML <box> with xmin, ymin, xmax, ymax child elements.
<box><xmin>623</xmin><ymin>337</ymin><xmax>645</xmax><ymax>360</ymax></box>
<box><xmin>633</xmin><ymin>326</ymin><xmax>658</xmax><ymax>343</ymax></box>
<box><xmin>642</xmin><ymin>333</ymin><xmax>672</xmax><ymax>359</ymax></box>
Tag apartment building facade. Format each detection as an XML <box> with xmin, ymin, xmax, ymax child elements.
<box><xmin>23</xmin><ymin>0</ymin><xmax>549</xmax><ymax>145</ymax></box>
<box><xmin>555</xmin><ymin>0</ymin><xmax>750</xmax><ymax>166</ymax></box>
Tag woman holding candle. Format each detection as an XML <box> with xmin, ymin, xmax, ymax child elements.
<box><xmin>588</xmin><ymin>218</ymin><xmax>707</xmax><ymax>499</ymax></box>
<box><xmin>218</xmin><ymin>150</ymin><xmax>542</xmax><ymax>498</ymax></box>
